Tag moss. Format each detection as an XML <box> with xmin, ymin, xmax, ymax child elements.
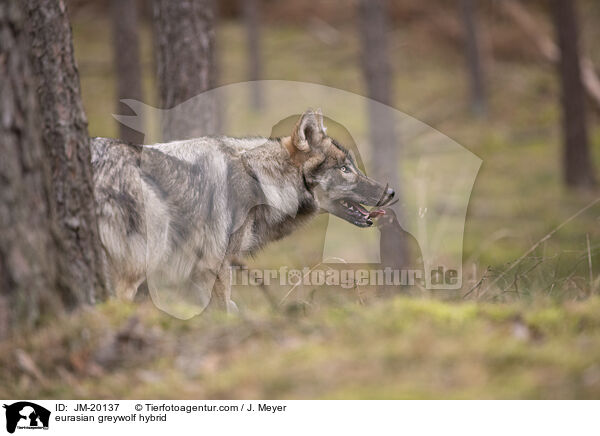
<box><xmin>4</xmin><ymin>296</ymin><xmax>600</xmax><ymax>399</ymax></box>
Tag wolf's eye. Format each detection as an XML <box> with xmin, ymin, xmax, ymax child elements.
<box><xmin>340</xmin><ymin>166</ymin><xmax>349</xmax><ymax>173</ymax></box>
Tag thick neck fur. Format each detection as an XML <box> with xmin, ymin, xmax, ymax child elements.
<box><xmin>238</xmin><ymin>138</ymin><xmax>319</xmax><ymax>253</ymax></box>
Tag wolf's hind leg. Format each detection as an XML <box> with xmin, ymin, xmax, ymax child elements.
<box><xmin>114</xmin><ymin>276</ymin><xmax>144</xmax><ymax>301</ymax></box>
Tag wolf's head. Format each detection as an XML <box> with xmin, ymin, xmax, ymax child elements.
<box><xmin>284</xmin><ymin>109</ymin><xmax>395</xmax><ymax>228</ymax></box>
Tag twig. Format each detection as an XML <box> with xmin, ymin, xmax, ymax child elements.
<box><xmin>509</xmin><ymin>258</ymin><xmax>544</xmax><ymax>298</ymax></box>
<box><xmin>278</xmin><ymin>257</ymin><xmax>349</xmax><ymax>306</ymax></box>
<box><xmin>462</xmin><ymin>266</ymin><xmax>490</xmax><ymax>299</ymax></box>
<box><xmin>478</xmin><ymin>197</ymin><xmax>600</xmax><ymax>298</ymax></box>
<box><xmin>586</xmin><ymin>233</ymin><xmax>593</xmax><ymax>293</ymax></box>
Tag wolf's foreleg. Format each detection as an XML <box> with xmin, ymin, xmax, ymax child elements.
<box><xmin>210</xmin><ymin>261</ymin><xmax>237</xmax><ymax>313</ymax></box>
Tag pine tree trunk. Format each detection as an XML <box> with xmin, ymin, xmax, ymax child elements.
<box><xmin>358</xmin><ymin>0</ymin><xmax>409</xmax><ymax>276</ymax></box>
<box><xmin>26</xmin><ymin>0</ymin><xmax>108</xmax><ymax>306</ymax></box>
<box><xmin>460</xmin><ymin>0</ymin><xmax>487</xmax><ymax>116</ymax></box>
<box><xmin>110</xmin><ymin>0</ymin><xmax>145</xmax><ymax>144</ymax></box>
<box><xmin>0</xmin><ymin>0</ymin><xmax>62</xmax><ymax>338</ymax></box>
<box><xmin>358</xmin><ymin>0</ymin><xmax>397</xmax><ymax>189</ymax></box>
<box><xmin>551</xmin><ymin>0</ymin><xmax>595</xmax><ymax>187</ymax></box>
<box><xmin>243</xmin><ymin>0</ymin><xmax>263</xmax><ymax>109</ymax></box>
<box><xmin>152</xmin><ymin>0</ymin><xmax>218</xmax><ymax>140</ymax></box>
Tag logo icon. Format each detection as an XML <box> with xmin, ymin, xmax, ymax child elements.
<box><xmin>3</xmin><ymin>402</ymin><xmax>50</xmax><ymax>434</ymax></box>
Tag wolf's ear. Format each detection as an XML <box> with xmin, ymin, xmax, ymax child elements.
<box><xmin>315</xmin><ymin>108</ymin><xmax>327</xmax><ymax>135</ymax></box>
<box><xmin>291</xmin><ymin>109</ymin><xmax>327</xmax><ymax>152</ymax></box>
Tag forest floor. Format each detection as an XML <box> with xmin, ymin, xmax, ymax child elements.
<box><xmin>3</xmin><ymin>12</ymin><xmax>600</xmax><ymax>399</ymax></box>
<box><xmin>2</xmin><ymin>296</ymin><xmax>600</xmax><ymax>399</ymax></box>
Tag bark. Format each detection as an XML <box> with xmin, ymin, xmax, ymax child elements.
<box><xmin>357</xmin><ymin>0</ymin><xmax>409</xmax><ymax>277</ymax></box>
<box><xmin>551</xmin><ymin>0</ymin><xmax>595</xmax><ymax>187</ymax></box>
<box><xmin>242</xmin><ymin>0</ymin><xmax>263</xmax><ymax>109</ymax></box>
<box><xmin>499</xmin><ymin>0</ymin><xmax>600</xmax><ymax>113</ymax></box>
<box><xmin>358</xmin><ymin>0</ymin><xmax>393</xmax><ymax>108</ymax></box>
<box><xmin>0</xmin><ymin>0</ymin><xmax>61</xmax><ymax>337</ymax></box>
<box><xmin>152</xmin><ymin>0</ymin><xmax>218</xmax><ymax>140</ymax></box>
<box><xmin>358</xmin><ymin>0</ymin><xmax>396</xmax><ymax>184</ymax></box>
<box><xmin>26</xmin><ymin>0</ymin><xmax>108</xmax><ymax>306</ymax></box>
<box><xmin>460</xmin><ymin>0</ymin><xmax>486</xmax><ymax>116</ymax></box>
<box><xmin>110</xmin><ymin>0</ymin><xmax>145</xmax><ymax>144</ymax></box>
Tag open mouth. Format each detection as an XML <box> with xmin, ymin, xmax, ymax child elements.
<box><xmin>337</xmin><ymin>199</ymin><xmax>386</xmax><ymax>228</ymax></box>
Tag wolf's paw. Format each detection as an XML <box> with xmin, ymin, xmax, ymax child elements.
<box><xmin>227</xmin><ymin>300</ymin><xmax>239</xmax><ymax>314</ymax></box>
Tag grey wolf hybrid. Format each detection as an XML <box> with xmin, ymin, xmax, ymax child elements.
<box><xmin>91</xmin><ymin>109</ymin><xmax>395</xmax><ymax>313</ymax></box>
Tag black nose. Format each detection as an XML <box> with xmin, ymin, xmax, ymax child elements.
<box><xmin>386</xmin><ymin>187</ymin><xmax>395</xmax><ymax>199</ymax></box>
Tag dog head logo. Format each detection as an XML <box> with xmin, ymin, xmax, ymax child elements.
<box><xmin>3</xmin><ymin>402</ymin><xmax>50</xmax><ymax>433</ymax></box>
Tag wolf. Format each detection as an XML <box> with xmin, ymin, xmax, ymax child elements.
<box><xmin>91</xmin><ymin>109</ymin><xmax>395</xmax><ymax>313</ymax></box>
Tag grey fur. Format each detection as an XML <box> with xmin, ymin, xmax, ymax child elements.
<box><xmin>91</xmin><ymin>110</ymin><xmax>393</xmax><ymax>313</ymax></box>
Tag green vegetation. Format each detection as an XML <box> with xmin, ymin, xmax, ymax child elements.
<box><xmin>2</xmin><ymin>297</ymin><xmax>600</xmax><ymax>399</ymax></box>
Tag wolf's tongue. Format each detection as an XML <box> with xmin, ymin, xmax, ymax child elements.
<box><xmin>368</xmin><ymin>208</ymin><xmax>386</xmax><ymax>218</ymax></box>
<box><xmin>352</xmin><ymin>202</ymin><xmax>369</xmax><ymax>217</ymax></box>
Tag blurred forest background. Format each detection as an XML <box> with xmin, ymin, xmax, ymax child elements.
<box><xmin>2</xmin><ymin>0</ymin><xmax>600</xmax><ymax>399</ymax></box>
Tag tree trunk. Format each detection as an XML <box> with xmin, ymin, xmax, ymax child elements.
<box><xmin>110</xmin><ymin>0</ymin><xmax>145</xmax><ymax>144</ymax></box>
<box><xmin>499</xmin><ymin>0</ymin><xmax>600</xmax><ymax>113</ymax></box>
<box><xmin>357</xmin><ymin>0</ymin><xmax>409</xmax><ymax>278</ymax></box>
<box><xmin>460</xmin><ymin>0</ymin><xmax>487</xmax><ymax>116</ymax></box>
<box><xmin>358</xmin><ymin>0</ymin><xmax>397</xmax><ymax>188</ymax></box>
<box><xmin>0</xmin><ymin>0</ymin><xmax>62</xmax><ymax>337</ymax></box>
<box><xmin>551</xmin><ymin>0</ymin><xmax>595</xmax><ymax>187</ymax></box>
<box><xmin>26</xmin><ymin>0</ymin><xmax>108</xmax><ymax>307</ymax></box>
<box><xmin>152</xmin><ymin>0</ymin><xmax>218</xmax><ymax>140</ymax></box>
<box><xmin>242</xmin><ymin>0</ymin><xmax>263</xmax><ymax>109</ymax></box>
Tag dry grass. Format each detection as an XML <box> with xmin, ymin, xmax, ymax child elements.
<box><xmin>2</xmin><ymin>296</ymin><xmax>600</xmax><ymax>399</ymax></box>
